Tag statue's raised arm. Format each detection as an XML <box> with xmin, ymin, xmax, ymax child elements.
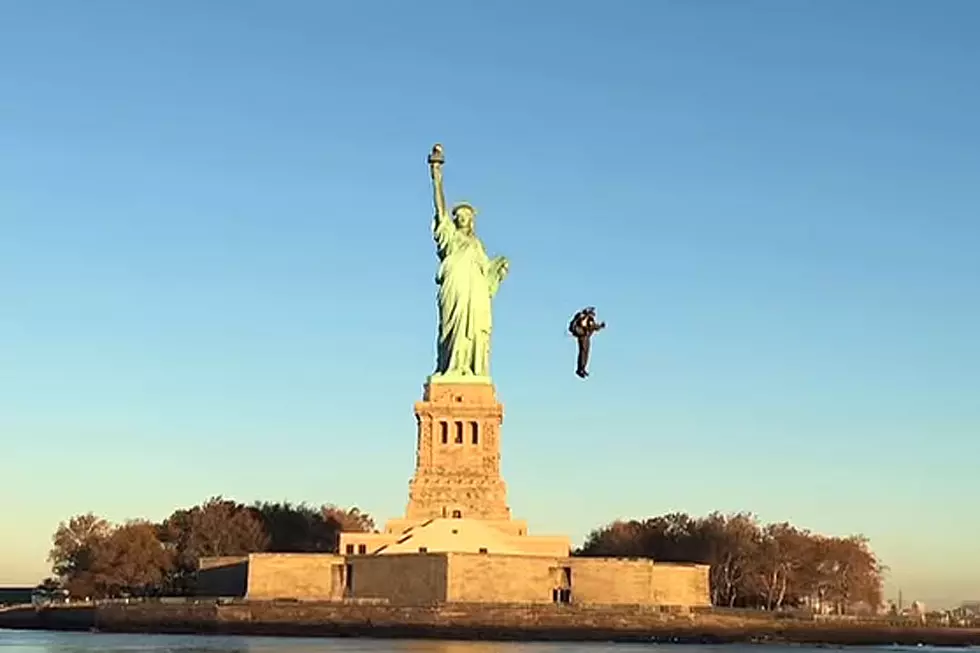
<box><xmin>428</xmin><ymin>144</ymin><xmax>449</xmax><ymax>223</ymax></box>
<box><xmin>429</xmin><ymin>143</ymin><xmax>457</xmax><ymax>258</ymax></box>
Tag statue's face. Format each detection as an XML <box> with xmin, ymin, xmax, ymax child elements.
<box><xmin>454</xmin><ymin>207</ymin><xmax>475</xmax><ymax>233</ymax></box>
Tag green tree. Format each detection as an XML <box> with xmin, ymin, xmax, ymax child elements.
<box><xmin>577</xmin><ymin>519</ymin><xmax>648</xmax><ymax>557</ymax></box>
<box><xmin>253</xmin><ymin>501</ymin><xmax>334</xmax><ymax>552</ymax></box>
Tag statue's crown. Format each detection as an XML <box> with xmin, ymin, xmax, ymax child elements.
<box><xmin>452</xmin><ymin>202</ymin><xmax>476</xmax><ymax>215</ymax></box>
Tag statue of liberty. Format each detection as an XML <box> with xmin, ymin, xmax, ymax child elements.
<box><xmin>427</xmin><ymin>144</ymin><xmax>509</xmax><ymax>381</ymax></box>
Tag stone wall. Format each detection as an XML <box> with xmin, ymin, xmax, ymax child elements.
<box><xmin>568</xmin><ymin>557</ymin><xmax>655</xmax><ymax>604</ymax></box>
<box><xmin>197</xmin><ymin>556</ymin><xmax>248</xmax><ymax>597</ymax></box>
<box><xmin>569</xmin><ymin>558</ymin><xmax>710</xmax><ymax>607</ymax></box>
<box><xmin>349</xmin><ymin>553</ymin><xmax>447</xmax><ymax>604</ymax></box>
<box><xmin>95</xmin><ymin>601</ymin><xmax>686</xmax><ymax>638</ymax></box>
<box><xmin>25</xmin><ymin>602</ymin><xmax>980</xmax><ymax>646</ymax></box>
<box><xmin>650</xmin><ymin>563</ymin><xmax>711</xmax><ymax>607</ymax></box>
<box><xmin>246</xmin><ymin>553</ymin><xmax>345</xmax><ymax>601</ymax></box>
<box><xmin>442</xmin><ymin>554</ymin><xmax>708</xmax><ymax>607</ymax></box>
<box><xmin>0</xmin><ymin>605</ymin><xmax>96</xmax><ymax>631</ymax></box>
<box><xmin>446</xmin><ymin>553</ymin><xmax>558</xmax><ymax>604</ymax></box>
<box><xmin>195</xmin><ymin>551</ymin><xmax>710</xmax><ymax>606</ymax></box>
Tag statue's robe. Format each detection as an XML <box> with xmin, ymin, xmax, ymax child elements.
<box><xmin>432</xmin><ymin>214</ymin><xmax>505</xmax><ymax>378</ymax></box>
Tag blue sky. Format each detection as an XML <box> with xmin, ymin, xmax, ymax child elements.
<box><xmin>1</xmin><ymin>0</ymin><xmax>978</xmax><ymax>607</ymax></box>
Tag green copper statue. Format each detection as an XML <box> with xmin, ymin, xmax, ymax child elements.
<box><xmin>427</xmin><ymin>144</ymin><xmax>509</xmax><ymax>382</ymax></box>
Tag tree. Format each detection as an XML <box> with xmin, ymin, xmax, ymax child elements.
<box><xmin>90</xmin><ymin>521</ymin><xmax>173</xmax><ymax>597</ymax></box>
<box><xmin>46</xmin><ymin>496</ymin><xmax>379</xmax><ymax>597</ymax></box>
<box><xmin>751</xmin><ymin>522</ymin><xmax>813</xmax><ymax>610</ymax></box>
<box><xmin>253</xmin><ymin>501</ymin><xmax>335</xmax><ymax>553</ymax></box>
<box><xmin>160</xmin><ymin>496</ymin><xmax>269</xmax><ymax>590</ymax></box>
<box><xmin>48</xmin><ymin>513</ymin><xmax>112</xmax><ymax>597</ymax></box>
<box><xmin>578</xmin><ymin>519</ymin><xmax>648</xmax><ymax>558</ymax></box>
<box><xmin>48</xmin><ymin>516</ymin><xmax>175</xmax><ymax>599</ymax></box>
<box><xmin>574</xmin><ymin>511</ymin><xmax>885</xmax><ymax>612</ymax></box>
<box><xmin>37</xmin><ymin>577</ymin><xmax>62</xmax><ymax>592</ymax></box>
<box><xmin>321</xmin><ymin>505</ymin><xmax>375</xmax><ymax>533</ymax></box>
<box><xmin>320</xmin><ymin>504</ymin><xmax>375</xmax><ymax>552</ymax></box>
<box><xmin>695</xmin><ymin>512</ymin><xmax>761</xmax><ymax>607</ymax></box>
<box><xmin>813</xmin><ymin>535</ymin><xmax>885</xmax><ymax>614</ymax></box>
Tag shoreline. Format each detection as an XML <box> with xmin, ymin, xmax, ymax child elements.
<box><xmin>3</xmin><ymin>604</ymin><xmax>979</xmax><ymax>647</ymax></box>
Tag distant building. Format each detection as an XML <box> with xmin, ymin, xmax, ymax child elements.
<box><xmin>800</xmin><ymin>594</ymin><xmax>882</xmax><ymax>616</ymax></box>
<box><xmin>0</xmin><ymin>587</ymin><xmax>34</xmax><ymax>606</ymax></box>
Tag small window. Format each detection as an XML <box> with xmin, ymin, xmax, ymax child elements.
<box><xmin>479</xmin><ymin>547</ymin><xmax>488</xmax><ymax>554</ymax></box>
<box><xmin>471</xmin><ymin>422</ymin><xmax>479</xmax><ymax>444</ymax></box>
<box><xmin>418</xmin><ymin>547</ymin><xmax>428</xmax><ymax>553</ymax></box>
<box><xmin>345</xmin><ymin>544</ymin><xmax>355</xmax><ymax>555</ymax></box>
<box><xmin>452</xmin><ymin>510</ymin><xmax>462</xmax><ymax>519</ymax></box>
<box><xmin>440</xmin><ymin>421</ymin><xmax>448</xmax><ymax>444</ymax></box>
<box><xmin>358</xmin><ymin>544</ymin><xmax>367</xmax><ymax>555</ymax></box>
<box><xmin>454</xmin><ymin>421</ymin><xmax>463</xmax><ymax>443</ymax></box>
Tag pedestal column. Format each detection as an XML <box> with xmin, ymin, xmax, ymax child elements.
<box><xmin>405</xmin><ymin>381</ymin><xmax>510</xmax><ymax>521</ymax></box>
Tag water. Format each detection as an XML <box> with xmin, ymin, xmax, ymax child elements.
<box><xmin>0</xmin><ymin>632</ymin><xmax>970</xmax><ymax>653</ymax></box>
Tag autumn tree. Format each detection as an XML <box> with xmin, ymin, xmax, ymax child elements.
<box><xmin>160</xmin><ymin>496</ymin><xmax>269</xmax><ymax>591</ymax></box>
<box><xmin>750</xmin><ymin>522</ymin><xmax>814</xmax><ymax>610</ymax></box>
<box><xmin>320</xmin><ymin>504</ymin><xmax>375</xmax><ymax>551</ymax></box>
<box><xmin>810</xmin><ymin>535</ymin><xmax>885</xmax><ymax>614</ymax></box>
<box><xmin>47</xmin><ymin>496</ymin><xmax>379</xmax><ymax>597</ymax></box>
<box><xmin>577</xmin><ymin>511</ymin><xmax>885</xmax><ymax>612</ymax></box>
<box><xmin>48</xmin><ymin>515</ymin><xmax>174</xmax><ymax>598</ymax></box>
<box><xmin>48</xmin><ymin>513</ymin><xmax>112</xmax><ymax>597</ymax></box>
<box><xmin>89</xmin><ymin>521</ymin><xmax>173</xmax><ymax>597</ymax></box>
<box><xmin>322</xmin><ymin>505</ymin><xmax>375</xmax><ymax>533</ymax></box>
<box><xmin>698</xmin><ymin>512</ymin><xmax>761</xmax><ymax>607</ymax></box>
<box><xmin>579</xmin><ymin>512</ymin><xmax>763</xmax><ymax>606</ymax></box>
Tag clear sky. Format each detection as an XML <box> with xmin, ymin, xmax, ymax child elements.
<box><xmin>1</xmin><ymin>0</ymin><xmax>978</xmax><ymax>608</ymax></box>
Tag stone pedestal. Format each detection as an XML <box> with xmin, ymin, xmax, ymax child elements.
<box><xmin>405</xmin><ymin>381</ymin><xmax>511</xmax><ymax>521</ymax></box>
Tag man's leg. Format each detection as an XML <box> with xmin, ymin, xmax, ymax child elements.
<box><xmin>576</xmin><ymin>336</ymin><xmax>590</xmax><ymax>377</ymax></box>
